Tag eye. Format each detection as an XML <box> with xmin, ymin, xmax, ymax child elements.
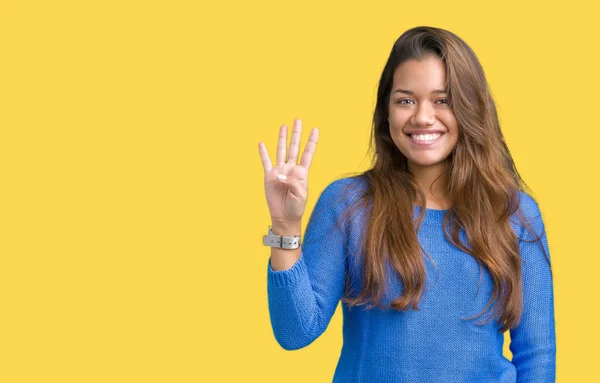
<box><xmin>435</xmin><ymin>99</ymin><xmax>448</xmax><ymax>104</ymax></box>
<box><xmin>396</xmin><ymin>99</ymin><xmax>415</xmax><ymax>105</ymax></box>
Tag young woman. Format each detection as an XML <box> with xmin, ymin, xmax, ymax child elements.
<box><xmin>257</xmin><ymin>26</ymin><xmax>556</xmax><ymax>382</ymax></box>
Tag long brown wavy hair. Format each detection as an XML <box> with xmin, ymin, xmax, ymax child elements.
<box><xmin>333</xmin><ymin>26</ymin><xmax>550</xmax><ymax>333</ymax></box>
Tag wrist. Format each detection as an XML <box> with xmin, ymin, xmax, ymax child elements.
<box><xmin>271</xmin><ymin>220</ymin><xmax>302</xmax><ymax>236</ymax></box>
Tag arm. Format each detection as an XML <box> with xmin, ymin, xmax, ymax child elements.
<box><xmin>266</xmin><ymin>180</ymin><xmax>349</xmax><ymax>350</ymax></box>
<box><xmin>509</xmin><ymin>196</ymin><xmax>557</xmax><ymax>382</ymax></box>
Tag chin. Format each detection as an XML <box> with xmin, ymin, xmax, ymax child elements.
<box><xmin>406</xmin><ymin>155</ymin><xmax>449</xmax><ymax>168</ymax></box>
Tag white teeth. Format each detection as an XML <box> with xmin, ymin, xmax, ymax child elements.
<box><xmin>411</xmin><ymin>133</ymin><xmax>441</xmax><ymax>142</ymax></box>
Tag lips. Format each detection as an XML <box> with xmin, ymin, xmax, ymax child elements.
<box><xmin>404</xmin><ymin>129</ymin><xmax>446</xmax><ymax>135</ymax></box>
<box><xmin>407</xmin><ymin>132</ymin><xmax>445</xmax><ymax>146</ymax></box>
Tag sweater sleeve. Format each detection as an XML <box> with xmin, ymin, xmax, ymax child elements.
<box><xmin>509</xmin><ymin>194</ymin><xmax>557</xmax><ymax>382</ymax></box>
<box><xmin>266</xmin><ymin>179</ymin><xmax>350</xmax><ymax>350</ymax></box>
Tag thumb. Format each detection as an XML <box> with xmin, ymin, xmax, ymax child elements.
<box><xmin>277</xmin><ymin>173</ymin><xmax>307</xmax><ymax>201</ymax></box>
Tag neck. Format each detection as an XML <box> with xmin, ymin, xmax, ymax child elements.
<box><xmin>408</xmin><ymin>162</ymin><xmax>450</xmax><ymax>210</ymax></box>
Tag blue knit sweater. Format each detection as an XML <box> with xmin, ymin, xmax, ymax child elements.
<box><xmin>267</xmin><ymin>176</ymin><xmax>556</xmax><ymax>382</ymax></box>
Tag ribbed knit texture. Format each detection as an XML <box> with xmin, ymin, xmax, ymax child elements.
<box><xmin>267</xmin><ymin>176</ymin><xmax>556</xmax><ymax>383</ymax></box>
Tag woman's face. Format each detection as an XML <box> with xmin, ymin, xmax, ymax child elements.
<box><xmin>387</xmin><ymin>55</ymin><xmax>458</xmax><ymax>173</ymax></box>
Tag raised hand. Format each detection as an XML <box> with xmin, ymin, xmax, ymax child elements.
<box><xmin>258</xmin><ymin>119</ymin><xmax>319</xmax><ymax>226</ymax></box>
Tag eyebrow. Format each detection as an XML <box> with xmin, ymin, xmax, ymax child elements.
<box><xmin>392</xmin><ymin>89</ymin><xmax>447</xmax><ymax>95</ymax></box>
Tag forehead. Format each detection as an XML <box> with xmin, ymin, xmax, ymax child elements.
<box><xmin>391</xmin><ymin>56</ymin><xmax>447</xmax><ymax>91</ymax></box>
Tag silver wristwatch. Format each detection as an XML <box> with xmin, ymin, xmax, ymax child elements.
<box><xmin>262</xmin><ymin>226</ymin><xmax>301</xmax><ymax>249</ymax></box>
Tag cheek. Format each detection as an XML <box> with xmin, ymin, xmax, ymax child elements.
<box><xmin>388</xmin><ymin>109</ymin><xmax>411</xmax><ymax>126</ymax></box>
<box><xmin>439</xmin><ymin>111</ymin><xmax>458</xmax><ymax>132</ymax></box>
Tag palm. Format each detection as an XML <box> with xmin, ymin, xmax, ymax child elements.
<box><xmin>258</xmin><ymin>119</ymin><xmax>319</xmax><ymax>224</ymax></box>
<box><xmin>265</xmin><ymin>164</ymin><xmax>308</xmax><ymax>222</ymax></box>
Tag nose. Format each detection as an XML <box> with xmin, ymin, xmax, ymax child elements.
<box><xmin>411</xmin><ymin>102</ymin><xmax>436</xmax><ymax>126</ymax></box>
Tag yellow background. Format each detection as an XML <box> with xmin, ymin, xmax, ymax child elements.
<box><xmin>1</xmin><ymin>0</ymin><xmax>598</xmax><ymax>381</ymax></box>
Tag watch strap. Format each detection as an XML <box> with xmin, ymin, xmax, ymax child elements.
<box><xmin>263</xmin><ymin>226</ymin><xmax>301</xmax><ymax>249</ymax></box>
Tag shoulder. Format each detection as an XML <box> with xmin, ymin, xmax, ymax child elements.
<box><xmin>514</xmin><ymin>190</ymin><xmax>545</xmax><ymax>240</ymax></box>
<box><xmin>516</xmin><ymin>190</ymin><xmax>542</xmax><ymax>220</ymax></box>
<box><xmin>310</xmin><ymin>175</ymin><xmax>369</xmax><ymax>225</ymax></box>
<box><xmin>319</xmin><ymin>174</ymin><xmax>368</xmax><ymax>205</ymax></box>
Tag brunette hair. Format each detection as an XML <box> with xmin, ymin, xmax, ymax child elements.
<box><xmin>328</xmin><ymin>26</ymin><xmax>550</xmax><ymax>332</ymax></box>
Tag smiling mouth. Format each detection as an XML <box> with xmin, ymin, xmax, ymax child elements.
<box><xmin>409</xmin><ymin>132</ymin><xmax>442</xmax><ymax>141</ymax></box>
<box><xmin>406</xmin><ymin>132</ymin><xmax>445</xmax><ymax>145</ymax></box>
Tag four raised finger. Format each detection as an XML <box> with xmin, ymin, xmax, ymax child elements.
<box><xmin>299</xmin><ymin>127</ymin><xmax>319</xmax><ymax>169</ymax></box>
<box><xmin>276</xmin><ymin>125</ymin><xmax>287</xmax><ymax>165</ymax></box>
<box><xmin>258</xmin><ymin>142</ymin><xmax>272</xmax><ymax>174</ymax></box>
<box><xmin>287</xmin><ymin>118</ymin><xmax>302</xmax><ymax>164</ymax></box>
<box><xmin>260</xmin><ymin>120</ymin><xmax>318</xmax><ymax>173</ymax></box>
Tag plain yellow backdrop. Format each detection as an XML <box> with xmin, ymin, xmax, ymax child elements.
<box><xmin>1</xmin><ymin>0</ymin><xmax>598</xmax><ymax>381</ymax></box>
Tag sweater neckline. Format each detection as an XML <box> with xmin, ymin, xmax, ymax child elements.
<box><xmin>414</xmin><ymin>205</ymin><xmax>449</xmax><ymax>218</ymax></box>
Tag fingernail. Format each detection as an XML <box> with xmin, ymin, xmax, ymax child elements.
<box><xmin>277</xmin><ymin>174</ymin><xmax>287</xmax><ymax>181</ymax></box>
